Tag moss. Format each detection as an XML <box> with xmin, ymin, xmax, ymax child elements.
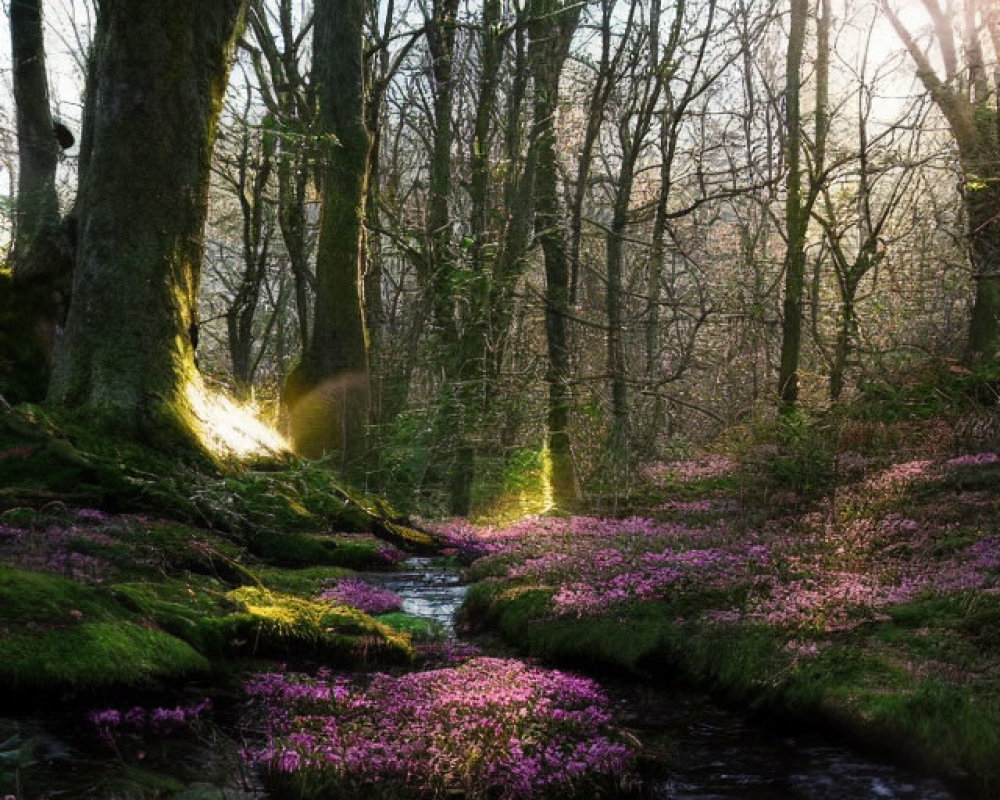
<box><xmin>0</xmin><ymin>566</ymin><xmax>119</xmax><ymax>623</ymax></box>
<box><xmin>255</xmin><ymin>565</ymin><xmax>353</xmax><ymax>596</ymax></box>
<box><xmin>376</xmin><ymin>612</ymin><xmax>446</xmax><ymax>642</ymax></box>
<box><xmin>0</xmin><ymin>621</ymin><xmax>209</xmax><ymax>692</ymax></box>
<box><xmin>0</xmin><ymin>568</ymin><xmax>210</xmax><ymax>693</ymax></box>
<box><xmin>0</xmin><ymin>404</ymin><xmax>425</xmax><ymax>549</ymax></box>
<box><xmin>110</xmin><ymin>580</ymin><xmax>246</xmax><ymax>657</ymax></box>
<box><xmin>244</xmin><ymin>529</ymin><xmax>371</xmax><ymax>568</ymax></box>
<box><xmin>226</xmin><ymin>586</ymin><xmax>412</xmax><ymax>664</ymax></box>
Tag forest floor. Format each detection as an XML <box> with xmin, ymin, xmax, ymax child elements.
<box><xmin>456</xmin><ymin>436</ymin><xmax>1000</xmax><ymax>797</ymax></box>
<box><xmin>1</xmin><ymin>395</ymin><xmax>999</xmax><ymax>798</ymax></box>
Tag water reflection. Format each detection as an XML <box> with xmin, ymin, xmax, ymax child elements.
<box><xmin>618</xmin><ymin>687</ymin><xmax>956</xmax><ymax>799</ymax></box>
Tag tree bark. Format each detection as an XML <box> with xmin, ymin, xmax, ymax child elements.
<box><xmin>10</xmin><ymin>0</ymin><xmax>62</xmax><ymax>282</ymax></box>
<box><xmin>9</xmin><ymin>0</ymin><xmax>73</xmax><ymax>382</ymax></box>
<box><xmin>882</xmin><ymin>0</ymin><xmax>1000</xmax><ymax>363</ymax></box>
<box><xmin>777</xmin><ymin>0</ymin><xmax>809</xmax><ymax>409</ymax></box>
<box><xmin>286</xmin><ymin>0</ymin><xmax>371</xmax><ymax>465</ymax></box>
<box><xmin>49</xmin><ymin>0</ymin><xmax>245</xmax><ymax>442</ymax></box>
<box><xmin>529</xmin><ymin>0</ymin><xmax>582</xmax><ymax>509</ymax></box>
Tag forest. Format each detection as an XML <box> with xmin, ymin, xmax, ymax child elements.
<box><xmin>0</xmin><ymin>0</ymin><xmax>998</xmax><ymax>797</ymax></box>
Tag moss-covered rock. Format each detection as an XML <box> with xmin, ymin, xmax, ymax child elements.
<box><xmin>226</xmin><ymin>586</ymin><xmax>413</xmax><ymax>664</ymax></box>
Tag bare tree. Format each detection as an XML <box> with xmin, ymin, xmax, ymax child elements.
<box><xmin>881</xmin><ymin>0</ymin><xmax>1000</xmax><ymax>362</ymax></box>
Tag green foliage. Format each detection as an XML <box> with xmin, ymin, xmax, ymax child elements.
<box><xmin>376</xmin><ymin>612</ymin><xmax>446</xmax><ymax>642</ymax></box>
<box><xmin>469</xmin><ymin>446</ymin><xmax>552</xmax><ymax>523</ymax></box>
<box><xmin>373</xmin><ymin>408</ymin><xmax>445</xmax><ymax>514</ymax></box>
<box><xmin>735</xmin><ymin>410</ymin><xmax>837</xmax><ymax>505</ymax></box>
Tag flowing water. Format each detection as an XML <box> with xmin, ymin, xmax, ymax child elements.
<box><xmin>383</xmin><ymin>557</ymin><xmax>961</xmax><ymax>800</ymax></box>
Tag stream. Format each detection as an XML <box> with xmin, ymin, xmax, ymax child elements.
<box><xmin>378</xmin><ymin>557</ymin><xmax>960</xmax><ymax>800</ymax></box>
<box><xmin>0</xmin><ymin>557</ymin><xmax>964</xmax><ymax>799</ymax></box>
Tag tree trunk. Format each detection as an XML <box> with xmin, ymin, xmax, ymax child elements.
<box><xmin>420</xmin><ymin>0</ymin><xmax>472</xmax><ymax>515</ymax></box>
<box><xmin>966</xmin><ymin>178</ymin><xmax>1000</xmax><ymax>361</ymax></box>
<box><xmin>777</xmin><ymin>0</ymin><xmax>808</xmax><ymax>410</ymax></box>
<box><xmin>9</xmin><ymin>0</ymin><xmax>73</xmax><ymax>383</ymax></box>
<box><xmin>882</xmin><ymin>0</ymin><xmax>1000</xmax><ymax>363</ymax></box>
<box><xmin>286</xmin><ymin>0</ymin><xmax>371</xmax><ymax>466</ymax></box>
<box><xmin>829</xmin><ymin>294</ymin><xmax>855</xmax><ymax>402</ymax></box>
<box><xmin>487</xmin><ymin>14</ymin><xmax>533</xmax><ymax>382</ymax></box>
<box><xmin>10</xmin><ymin>0</ymin><xmax>62</xmax><ymax>282</ymax></box>
<box><xmin>606</xmin><ymin>168</ymin><xmax>632</xmax><ymax>458</ymax></box>
<box><xmin>49</xmin><ymin>0</ymin><xmax>245</xmax><ymax>442</ymax></box>
<box><xmin>529</xmin><ymin>0</ymin><xmax>582</xmax><ymax>509</ymax></box>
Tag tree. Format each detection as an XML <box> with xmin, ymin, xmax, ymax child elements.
<box><xmin>423</xmin><ymin>0</ymin><xmax>467</xmax><ymax>512</ymax></box>
<box><xmin>284</xmin><ymin>0</ymin><xmax>371</xmax><ymax>465</ymax></box>
<box><xmin>9</xmin><ymin>0</ymin><xmax>74</xmax><ymax>380</ymax></box>
<box><xmin>48</xmin><ymin>0</ymin><xmax>246</xmax><ymax>442</ymax></box>
<box><xmin>776</xmin><ymin>0</ymin><xmax>810</xmax><ymax>409</ymax></box>
<box><xmin>528</xmin><ymin>0</ymin><xmax>583</xmax><ymax>507</ymax></box>
<box><xmin>881</xmin><ymin>0</ymin><xmax>1000</xmax><ymax>363</ymax></box>
<box><xmin>811</xmin><ymin>3</ymin><xmax>929</xmax><ymax>400</ymax></box>
<box><xmin>210</xmin><ymin>76</ymin><xmax>278</xmax><ymax>397</ymax></box>
<box><xmin>242</xmin><ymin>0</ymin><xmax>317</xmax><ymax>355</ymax></box>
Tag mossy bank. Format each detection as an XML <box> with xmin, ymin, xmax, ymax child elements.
<box><xmin>456</xmin><ymin>414</ymin><xmax>1000</xmax><ymax>798</ymax></box>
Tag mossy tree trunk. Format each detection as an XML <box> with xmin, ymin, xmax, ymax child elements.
<box><xmin>529</xmin><ymin>0</ymin><xmax>582</xmax><ymax>509</ymax></box>
<box><xmin>285</xmin><ymin>0</ymin><xmax>371</xmax><ymax>466</ymax></box>
<box><xmin>9</xmin><ymin>0</ymin><xmax>73</xmax><ymax>381</ymax></box>
<box><xmin>966</xmin><ymin>178</ymin><xmax>1000</xmax><ymax>360</ymax></box>
<box><xmin>48</xmin><ymin>0</ymin><xmax>245</xmax><ymax>441</ymax></box>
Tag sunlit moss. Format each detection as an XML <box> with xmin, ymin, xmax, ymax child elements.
<box><xmin>0</xmin><ymin>622</ymin><xmax>210</xmax><ymax>691</ymax></box>
<box><xmin>226</xmin><ymin>586</ymin><xmax>413</xmax><ymax>663</ymax></box>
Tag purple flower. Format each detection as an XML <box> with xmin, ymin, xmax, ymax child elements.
<box><xmin>319</xmin><ymin>579</ymin><xmax>403</xmax><ymax>616</ymax></box>
<box><xmin>243</xmin><ymin>657</ymin><xmax>634</xmax><ymax>796</ymax></box>
<box><xmin>88</xmin><ymin>709</ymin><xmax>121</xmax><ymax>727</ymax></box>
<box><xmin>75</xmin><ymin>508</ymin><xmax>111</xmax><ymax>523</ymax></box>
<box><xmin>945</xmin><ymin>452</ymin><xmax>1000</xmax><ymax>468</ymax></box>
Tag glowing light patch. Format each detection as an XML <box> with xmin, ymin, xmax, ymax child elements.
<box><xmin>185</xmin><ymin>380</ymin><xmax>289</xmax><ymax>458</ymax></box>
<box><xmin>539</xmin><ymin>443</ymin><xmax>555</xmax><ymax>513</ymax></box>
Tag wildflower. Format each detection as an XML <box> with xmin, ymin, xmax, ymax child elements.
<box><xmin>319</xmin><ymin>579</ymin><xmax>403</xmax><ymax>616</ymax></box>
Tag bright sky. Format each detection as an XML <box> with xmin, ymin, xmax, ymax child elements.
<box><xmin>0</xmin><ymin>0</ymin><xmax>986</xmax><ymax>247</ymax></box>
<box><xmin>0</xmin><ymin>0</ymin><xmax>90</xmax><ymax>245</ymax></box>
